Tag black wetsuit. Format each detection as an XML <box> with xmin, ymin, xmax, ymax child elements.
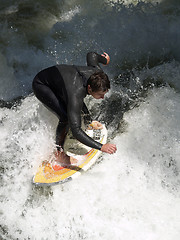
<box><xmin>32</xmin><ymin>52</ymin><xmax>107</xmax><ymax>150</ymax></box>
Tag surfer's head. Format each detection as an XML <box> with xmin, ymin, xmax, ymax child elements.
<box><xmin>87</xmin><ymin>72</ymin><xmax>110</xmax><ymax>99</ymax></box>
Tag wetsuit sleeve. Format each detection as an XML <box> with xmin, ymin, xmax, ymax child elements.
<box><xmin>67</xmin><ymin>97</ymin><xmax>103</xmax><ymax>150</ymax></box>
<box><xmin>86</xmin><ymin>52</ymin><xmax>107</xmax><ymax>67</ymax></box>
<box><xmin>81</xmin><ymin>102</ymin><xmax>92</xmax><ymax>126</ymax></box>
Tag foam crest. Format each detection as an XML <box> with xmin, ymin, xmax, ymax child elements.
<box><xmin>0</xmin><ymin>87</ymin><xmax>180</xmax><ymax>240</ymax></box>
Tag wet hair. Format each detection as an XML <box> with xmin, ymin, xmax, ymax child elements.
<box><xmin>87</xmin><ymin>71</ymin><xmax>110</xmax><ymax>92</ymax></box>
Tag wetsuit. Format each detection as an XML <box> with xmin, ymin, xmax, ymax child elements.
<box><xmin>32</xmin><ymin>52</ymin><xmax>107</xmax><ymax>150</ymax></box>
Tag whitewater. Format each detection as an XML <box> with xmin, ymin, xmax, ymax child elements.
<box><xmin>0</xmin><ymin>0</ymin><xmax>180</xmax><ymax>239</ymax></box>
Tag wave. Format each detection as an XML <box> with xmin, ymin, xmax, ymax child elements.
<box><xmin>0</xmin><ymin>0</ymin><xmax>180</xmax><ymax>100</ymax></box>
<box><xmin>1</xmin><ymin>1</ymin><xmax>180</xmax><ymax>239</ymax></box>
<box><xmin>0</xmin><ymin>85</ymin><xmax>180</xmax><ymax>239</ymax></box>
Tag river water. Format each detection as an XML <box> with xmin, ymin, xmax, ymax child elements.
<box><xmin>0</xmin><ymin>0</ymin><xmax>180</xmax><ymax>239</ymax></box>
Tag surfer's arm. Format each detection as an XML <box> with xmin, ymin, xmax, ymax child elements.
<box><xmin>67</xmin><ymin>98</ymin><xmax>102</xmax><ymax>150</ymax></box>
<box><xmin>81</xmin><ymin>102</ymin><xmax>92</xmax><ymax>126</ymax></box>
<box><xmin>86</xmin><ymin>52</ymin><xmax>109</xmax><ymax>67</ymax></box>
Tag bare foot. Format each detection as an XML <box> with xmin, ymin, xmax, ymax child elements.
<box><xmin>54</xmin><ymin>151</ymin><xmax>78</xmax><ymax>166</ymax></box>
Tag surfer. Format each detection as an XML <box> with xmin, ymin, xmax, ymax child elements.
<box><xmin>32</xmin><ymin>51</ymin><xmax>117</xmax><ymax>165</ymax></box>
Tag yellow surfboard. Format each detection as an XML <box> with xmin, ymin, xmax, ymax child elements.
<box><xmin>33</xmin><ymin>124</ymin><xmax>107</xmax><ymax>186</ymax></box>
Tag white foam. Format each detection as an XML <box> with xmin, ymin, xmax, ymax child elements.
<box><xmin>107</xmin><ymin>0</ymin><xmax>163</xmax><ymax>6</ymax></box>
<box><xmin>1</xmin><ymin>86</ymin><xmax>180</xmax><ymax>239</ymax></box>
<box><xmin>60</xmin><ymin>6</ymin><xmax>81</xmax><ymax>22</ymax></box>
<box><xmin>0</xmin><ymin>0</ymin><xmax>180</xmax><ymax>238</ymax></box>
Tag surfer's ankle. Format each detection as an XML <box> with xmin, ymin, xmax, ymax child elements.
<box><xmin>56</xmin><ymin>145</ymin><xmax>64</xmax><ymax>152</ymax></box>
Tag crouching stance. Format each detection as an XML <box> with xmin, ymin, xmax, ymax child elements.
<box><xmin>32</xmin><ymin>52</ymin><xmax>117</xmax><ymax>165</ymax></box>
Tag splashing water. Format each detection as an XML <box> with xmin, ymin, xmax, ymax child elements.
<box><xmin>0</xmin><ymin>0</ymin><xmax>180</xmax><ymax>239</ymax></box>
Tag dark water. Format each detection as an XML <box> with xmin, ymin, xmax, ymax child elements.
<box><xmin>0</xmin><ymin>0</ymin><xmax>180</xmax><ymax>239</ymax></box>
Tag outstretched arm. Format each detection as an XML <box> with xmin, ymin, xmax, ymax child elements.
<box><xmin>81</xmin><ymin>102</ymin><xmax>92</xmax><ymax>126</ymax></box>
<box><xmin>86</xmin><ymin>52</ymin><xmax>110</xmax><ymax>67</ymax></box>
<box><xmin>68</xmin><ymin>100</ymin><xmax>117</xmax><ymax>154</ymax></box>
<box><xmin>68</xmin><ymin>97</ymin><xmax>103</xmax><ymax>150</ymax></box>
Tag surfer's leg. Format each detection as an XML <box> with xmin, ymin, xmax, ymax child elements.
<box><xmin>32</xmin><ymin>76</ymin><xmax>67</xmax><ymax>121</ymax></box>
<box><xmin>55</xmin><ymin>121</ymin><xmax>78</xmax><ymax>165</ymax></box>
<box><xmin>33</xmin><ymin>77</ymin><xmax>77</xmax><ymax>165</ymax></box>
<box><xmin>55</xmin><ymin>121</ymin><xmax>69</xmax><ymax>151</ymax></box>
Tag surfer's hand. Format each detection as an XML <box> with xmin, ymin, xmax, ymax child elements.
<box><xmin>101</xmin><ymin>52</ymin><xmax>110</xmax><ymax>65</ymax></box>
<box><xmin>101</xmin><ymin>143</ymin><xmax>117</xmax><ymax>154</ymax></box>
<box><xmin>89</xmin><ymin>121</ymin><xmax>103</xmax><ymax>130</ymax></box>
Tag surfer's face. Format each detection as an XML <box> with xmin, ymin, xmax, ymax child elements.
<box><xmin>88</xmin><ymin>87</ymin><xmax>108</xmax><ymax>99</ymax></box>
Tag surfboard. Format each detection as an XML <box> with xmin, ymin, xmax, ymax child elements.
<box><xmin>33</xmin><ymin>123</ymin><xmax>107</xmax><ymax>186</ymax></box>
